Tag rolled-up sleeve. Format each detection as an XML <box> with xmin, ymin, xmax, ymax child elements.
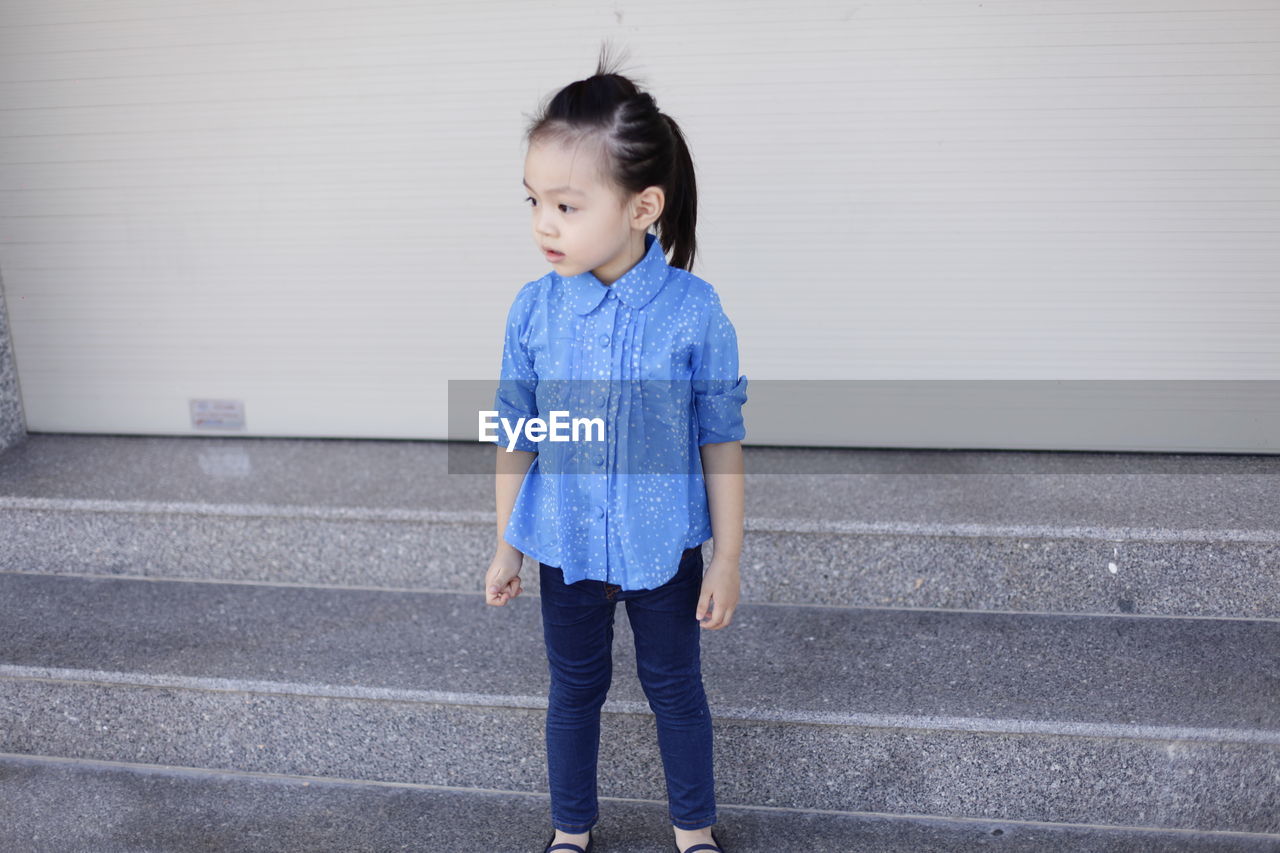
<box><xmin>691</xmin><ymin>291</ymin><xmax>748</xmax><ymax>446</ymax></box>
<box><xmin>488</xmin><ymin>283</ymin><xmax>540</xmax><ymax>453</ymax></box>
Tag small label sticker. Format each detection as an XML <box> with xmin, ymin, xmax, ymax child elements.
<box><xmin>190</xmin><ymin>399</ymin><xmax>245</xmax><ymax>430</ymax></box>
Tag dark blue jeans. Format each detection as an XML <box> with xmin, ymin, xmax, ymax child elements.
<box><xmin>539</xmin><ymin>544</ymin><xmax>717</xmax><ymax>833</ymax></box>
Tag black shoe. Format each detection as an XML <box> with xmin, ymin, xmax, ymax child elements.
<box><xmin>544</xmin><ymin>828</ymin><xmax>594</xmax><ymax>853</ymax></box>
<box><xmin>674</xmin><ymin>827</ymin><xmax>725</xmax><ymax>852</ymax></box>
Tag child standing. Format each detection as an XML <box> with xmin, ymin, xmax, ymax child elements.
<box><xmin>484</xmin><ymin>47</ymin><xmax>747</xmax><ymax>853</ymax></box>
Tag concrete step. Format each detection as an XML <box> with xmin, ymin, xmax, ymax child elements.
<box><xmin>1</xmin><ymin>572</ymin><xmax>1276</xmax><ymax>838</ymax></box>
<box><xmin>2</xmin><ymin>435</ymin><xmax>1278</xmax><ymax>618</ymax></box>
<box><xmin>2</xmin><ymin>753</ymin><xmax>1276</xmax><ymax>853</ymax></box>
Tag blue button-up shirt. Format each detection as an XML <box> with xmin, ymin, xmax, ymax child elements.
<box><xmin>488</xmin><ymin>230</ymin><xmax>748</xmax><ymax>590</ymax></box>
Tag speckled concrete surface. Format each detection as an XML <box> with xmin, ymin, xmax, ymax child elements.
<box><xmin>2</xmin><ymin>434</ymin><xmax>1278</xmax><ymax>844</ymax></box>
<box><xmin>0</xmin><ymin>572</ymin><xmax>1277</xmax><ymax>834</ymax></box>
<box><xmin>1</xmin><ymin>754</ymin><xmax>1276</xmax><ymax>853</ymax></box>
<box><xmin>1</xmin><ymin>435</ymin><xmax>1278</xmax><ymax>617</ymax></box>
<box><xmin>2</xmin><ymin>435</ymin><xmax>1279</xmax><ymax>523</ymax></box>
<box><xmin>0</xmin><ymin>281</ymin><xmax>26</xmax><ymax>455</ymax></box>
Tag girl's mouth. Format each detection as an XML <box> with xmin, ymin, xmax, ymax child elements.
<box><xmin>544</xmin><ymin>249</ymin><xmax>564</xmax><ymax>261</ymax></box>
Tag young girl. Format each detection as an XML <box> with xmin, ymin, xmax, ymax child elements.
<box><xmin>484</xmin><ymin>46</ymin><xmax>747</xmax><ymax>853</ymax></box>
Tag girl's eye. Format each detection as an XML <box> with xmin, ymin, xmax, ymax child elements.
<box><xmin>524</xmin><ymin>196</ymin><xmax>574</xmax><ymax>214</ymax></box>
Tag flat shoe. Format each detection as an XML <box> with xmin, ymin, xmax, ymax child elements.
<box><xmin>675</xmin><ymin>827</ymin><xmax>725</xmax><ymax>852</ymax></box>
<box><xmin>544</xmin><ymin>828</ymin><xmax>594</xmax><ymax>853</ymax></box>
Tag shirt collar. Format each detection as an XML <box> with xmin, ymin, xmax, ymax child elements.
<box><xmin>561</xmin><ymin>231</ymin><xmax>670</xmax><ymax>314</ymax></box>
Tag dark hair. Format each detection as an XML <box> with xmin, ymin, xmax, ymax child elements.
<box><xmin>523</xmin><ymin>42</ymin><xmax>699</xmax><ymax>271</ymax></box>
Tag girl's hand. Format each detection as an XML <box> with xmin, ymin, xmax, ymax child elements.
<box><xmin>485</xmin><ymin>550</ymin><xmax>525</xmax><ymax>606</ymax></box>
<box><xmin>696</xmin><ymin>555</ymin><xmax>740</xmax><ymax>630</ymax></box>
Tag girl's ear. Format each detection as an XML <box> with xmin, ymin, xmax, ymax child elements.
<box><xmin>631</xmin><ymin>185</ymin><xmax>665</xmax><ymax>228</ymax></box>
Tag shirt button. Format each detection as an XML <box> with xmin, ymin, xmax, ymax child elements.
<box><xmin>597</xmin><ymin>396</ymin><xmax>607</xmax><ymax>408</ymax></box>
<box><xmin>599</xmin><ymin>334</ymin><xmax>610</xmax><ymax>347</ymax></box>
<box><xmin>595</xmin><ymin>455</ymin><xmax>605</xmax><ymax>466</ymax></box>
<box><xmin>596</xmin><ymin>504</ymin><xmax>605</xmax><ymax>518</ymax></box>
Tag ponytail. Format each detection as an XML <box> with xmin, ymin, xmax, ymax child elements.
<box><xmin>656</xmin><ymin>113</ymin><xmax>698</xmax><ymax>271</ymax></box>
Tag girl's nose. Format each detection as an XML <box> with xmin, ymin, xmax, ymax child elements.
<box><xmin>533</xmin><ymin>209</ymin><xmax>557</xmax><ymax>234</ymax></box>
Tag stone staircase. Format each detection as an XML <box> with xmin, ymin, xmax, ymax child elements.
<box><xmin>0</xmin><ymin>434</ymin><xmax>1277</xmax><ymax>852</ymax></box>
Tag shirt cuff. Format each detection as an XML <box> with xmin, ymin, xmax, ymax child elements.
<box><xmin>694</xmin><ymin>373</ymin><xmax>748</xmax><ymax>446</ymax></box>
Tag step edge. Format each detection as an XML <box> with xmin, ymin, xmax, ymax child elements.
<box><xmin>4</xmin><ymin>664</ymin><xmax>1277</xmax><ymax>747</ymax></box>
<box><xmin>3</xmin><ymin>496</ymin><xmax>1278</xmax><ymax>544</ymax></box>
<box><xmin>2</xmin><ymin>750</ymin><xmax>1278</xmax><ymax>844</ymax></box>
<box><xmin>5</xmin><ymin>568</ymin><xmax>1279</xmax><ymax>625</ymax></box>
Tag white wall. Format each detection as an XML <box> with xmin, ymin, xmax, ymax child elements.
<box><xmin>0</xmin><ymin>1</ymin><xmax>1277</xmax><ymax>451</ymax></box>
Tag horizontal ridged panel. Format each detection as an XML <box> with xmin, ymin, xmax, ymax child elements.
<box><xmin>1</xmin><ymin>1</ymin><xmax>1277</xmax><ymax>447</ymax></box>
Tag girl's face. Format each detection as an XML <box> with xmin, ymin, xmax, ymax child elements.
<box><xmin>522</xmin><ymin>137</ymin><xmax>662</xmax><ymax>285</ymax></box>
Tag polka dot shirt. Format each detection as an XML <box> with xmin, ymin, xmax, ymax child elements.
<box><xmin>488</xmin><ymin>231</ymin><xmax>748</xmax><ymax>590</ymax></box>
